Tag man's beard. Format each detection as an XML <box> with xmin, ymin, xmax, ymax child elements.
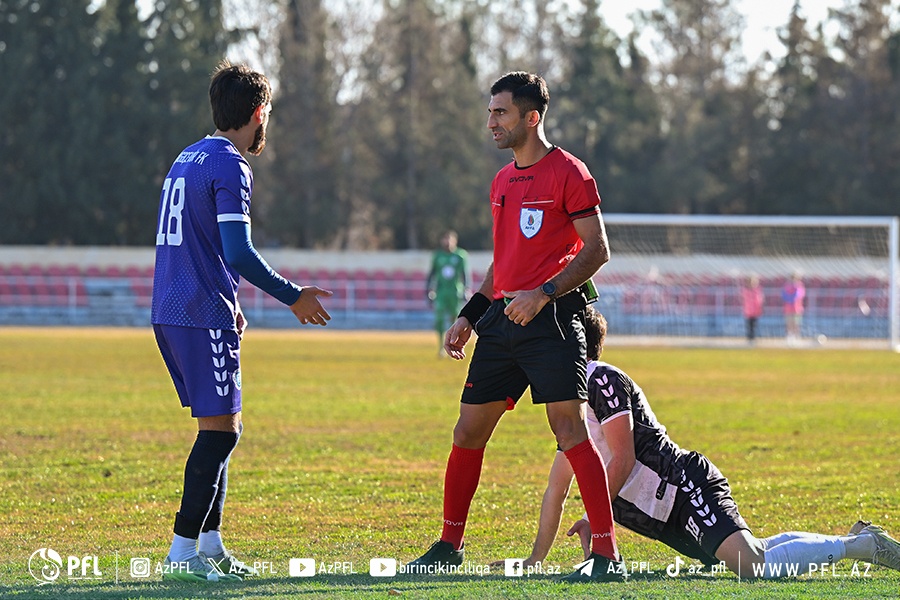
<box><xmin>248</xmin><ymin>123</ymin><xmax>266</xmax><ymax>155</ymax></box>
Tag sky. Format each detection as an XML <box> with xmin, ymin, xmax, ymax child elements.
<box><xmin>600</xmin><ymin>0</ymin><xmax>847</xmax><ymax>63</ymax></box>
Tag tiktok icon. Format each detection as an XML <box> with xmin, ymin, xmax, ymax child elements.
<box><xmin>666</xmin><ymin>556</ymin><xmax>685</xmax><ymax>577</ymax></box>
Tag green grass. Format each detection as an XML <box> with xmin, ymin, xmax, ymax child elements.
<box><xmin>0</xmin><ymin>327</ymin><xmax>898</xmax><ymax>598</ymax></box>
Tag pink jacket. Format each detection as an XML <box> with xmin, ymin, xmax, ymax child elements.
<box><xmin>742</xmin><ymin>286</ymin><xmax>764</xmax><ymax>318</ymax></box>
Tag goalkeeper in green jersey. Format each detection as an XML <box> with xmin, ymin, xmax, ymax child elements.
<box><xmin>426</xmin><ymin>230</ymin><xmax>470</xmax><ymax>355</ymax></box>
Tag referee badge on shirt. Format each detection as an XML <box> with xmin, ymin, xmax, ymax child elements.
<box><xmin>520</xmin><ymin>208</ymin><xmax>543</xmax><ymax>238</ymax></box>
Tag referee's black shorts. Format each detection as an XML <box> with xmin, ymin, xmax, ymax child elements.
<box><xmin>461</xmin><ymin>293</ymin><xmax>587</xmax><ymax>406</ymax></box>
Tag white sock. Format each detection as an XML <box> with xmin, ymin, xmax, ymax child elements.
<box><xmin>761</xmin><ymin>531</ymin><xmax>810</xmax><ymax>549</ymax></box>
<box><xmin>168</xmin><ymin>534</ymin><xmax>198</xmax><ymax>563</ymax></box>
<box><xmin>762</xmin><ymin>535</ymin><xmax>845</xmax><ymax>579</ymax></box>
<box><xmin>199</xmin><ymin>530</ymin><xmax>226</xmax><ymax>556</ymax></box>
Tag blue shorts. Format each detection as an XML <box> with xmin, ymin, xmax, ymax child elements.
<box><xmin>154</xmin><ymin>324</ymin><xmax>242</xmax><ymax>417</ymax></box>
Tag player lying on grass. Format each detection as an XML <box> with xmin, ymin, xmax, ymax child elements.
<box><xmin>508</xmin><ymin>307</ymin><xmax>900</xmax><ymax>579</ymax></box>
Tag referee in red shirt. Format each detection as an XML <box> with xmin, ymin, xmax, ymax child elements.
<box><xmin>409</xmin><ymin>71</ymin><xmax>624</xmax><ymax>582</ymax></box>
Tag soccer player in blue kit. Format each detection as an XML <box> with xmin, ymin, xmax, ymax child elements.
<box><xmin>151</xmin><ymin>61</ymin><xmax>332</xmax><ymax>582</ymax></box>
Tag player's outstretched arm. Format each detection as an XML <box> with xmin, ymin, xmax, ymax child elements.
<box><xmin>525</xmin><ymin>451</ymin><xmax>576</xmax><ymax>566</ymax></box>
<box><xmin>488</xmin><ymin>451</ymin><xmax>575</xmax><ymax>569</ymax></box>
<box><xmin>289</xmin><ymin>286</ymin><xmax>333</xmax><ymax>326</ymax></box>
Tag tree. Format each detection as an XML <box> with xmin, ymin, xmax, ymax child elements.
<box><xmin>260</xmin><ymin>0</ymin><xmax>340</xmax><ymax>248</ymax></box>
<box><xmin>761</xmin><ymin>0</ymin><xmax>900</xmax><ymax>217</ymax></box>
<box><xmin>0</xmin><ymin>0</ymin><xmax>100</xmax><ymax>243</ymax></box>
<box><xmin>89</xmin><ymin>0</ymin><xmax>158</xmax><ymax>243</ymax></box>
<box><xmin>827</xmin><ymin>0</ymin><xmax>900</xmax><ymax>215</ymax></box>
<box><xmin>551</xmin><ymin>0</ymin><xmax>663</xmax><ymax>213</ymax></box>
<box><xmin>143</xmin><ymin>0</ymin><xmax>235</xmax><ymax>178</ymax></box>
<box><xmin>347</xmin><ymin>0</ymin><xmax>492</xmax><ymax>249</ymax></box>
<box><xmin>0</xmin><ymin>0</ymin><xmax>237</xmax><ymax>244</ymax></box>
<box><xmin>640</xmin><ymin>0</ymin><xmax>751</xmax><ymax>215</ymax></box>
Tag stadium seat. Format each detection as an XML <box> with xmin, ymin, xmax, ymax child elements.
<box><xmin>131</xmin><ymin>277</ymin><xmax>153</xmax><ymax>308</ymax></box>
<box><xmin>0</xmin><ymin>279</ymin><xmax>13</xmax><ymax>305</ymax></box>
<box><xmin>291</xmin><ymin>268</ymin><xmax>313</xmax><ymax>283</ymax></box>
<box><xmin>102</xmin><ymin>265</ymin><xmax>123</xmax><ymax>278</ymax></box>
<box><xmin>45</xmin><ymin>264</ymin><xmax>65</xmax><ymax>277</ymax></box>
<box><xmin>369</xmin><ymin>271</ymin><xmax>390</xmax><ymax>308</ymax></box>
<box><xmin>312</xmin><ymin>268</ymin><xmax>333</xmax><ymax>288</ymax></box>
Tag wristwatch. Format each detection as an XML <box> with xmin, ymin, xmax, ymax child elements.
<box><xmin>540</xmin><ymin>281</ymin><xmax>557</xmax><ymax>299</ymax></box>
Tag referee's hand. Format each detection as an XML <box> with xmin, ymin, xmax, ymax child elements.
<box><xmin>444</xmin><ymin>317</ymin><xmax>473</xmax><ymax>360</ymax></box>
<box><xmin>501</xmin><ymin>288</ymin><xmax>550</xmax><ymax>326</ymax></box>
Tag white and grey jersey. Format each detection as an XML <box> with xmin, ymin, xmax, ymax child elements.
<box><xmin>586</xmin><ymin>361</ymin><xmax>689</xmax><ymax>540</ymax></box>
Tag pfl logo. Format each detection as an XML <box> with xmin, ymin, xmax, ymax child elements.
<box><xmin>28</xmin><ymin>548</ymin><xmax>63</xmax><ymax>585</ymax></box>
<box><xmin>28</xmin><ymin>548</ymin><xmax>103</xmax><ymax>585</ymax></box>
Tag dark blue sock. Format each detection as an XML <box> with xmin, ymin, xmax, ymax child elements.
<box><xmin>173</xmin><ymin>429</ymin><xmax>240</xmax><ymax>539</ymax></box>
<box><xmin>202</xmin><ymin>460</ymin><xmax>229</xmax><ymax>533</ymax></box>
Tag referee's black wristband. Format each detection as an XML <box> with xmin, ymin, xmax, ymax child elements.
<box><xmin>458</xmin><ymin>292</ymin><xmax>492</xmax><ymax>325</ymax></box>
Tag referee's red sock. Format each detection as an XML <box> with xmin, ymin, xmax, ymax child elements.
<box><xmin>564</xmin><ymin>438</ymin><xmax>619</xmax><ymax>561</ymax></box>
<box><xmin>440</xmin><ymin>444</ymin><xmax>485</xmax><ymax>550</ymax></box>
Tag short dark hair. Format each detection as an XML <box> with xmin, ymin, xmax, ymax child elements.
<box><xmin>209</xmin><ymin>60</ymin><xmax>271</xmax><ymax>132</ymax></box>
<box><xmin>584</xmin><ymin>306</ymin><xmax>607</xmax><ymax>361</ymax></box>
<box><xmin>490</xmin><ymin>71</ymin><xmax>549</xmax><ymax>121</ymax></box>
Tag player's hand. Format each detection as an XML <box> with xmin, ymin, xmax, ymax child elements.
<box><xmin>501</xmin><ymin>288</ymin><xmax>550</xmax><ymax>326</ymax></box>
<box><xmin>236</xmin><ymin>303</ymin><xmax>248</xmax><ymax>340</ymax></box>
<box><xmin>290</xmin><ymin>286</ymin><xmax>333</xmax><ymax>326</ymax></box>
<box><xmin>444</xmin><ymin>316</ymin><xmax>473</xmax><ymax>360</ymax></box>
<box><xmin>566</xmin><ymin>519</ymin><xmax>592</xmax><ymax>559</ymax></box>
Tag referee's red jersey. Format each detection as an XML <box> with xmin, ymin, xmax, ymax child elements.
<box><xmin>489</xmin><ymin>147</ymin><xmax>601</xmax><ymax>300</ymax></box>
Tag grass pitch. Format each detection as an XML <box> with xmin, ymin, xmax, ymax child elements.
<box><xmin>0</xmin><ymin>327</ymin><xmax>898</xmax><ymax>599</ymax></box>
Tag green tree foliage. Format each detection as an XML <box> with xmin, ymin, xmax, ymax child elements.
<box><xmin>1</xmin><ymin>0</ymin><xmax>899</xmax><ymax>248</ymax></box>
<box><xmin>345</xmin><ymin>0</ymin><xmax>493</xmax><ymax>250</ymax></box>
<box><xmin>640</xmin><ymin>0</ymin><xmax>755</xmax><ymax>215</ymax></box>
<box><xmin>757</xmin><ymin>3</ymin><xmax>836</xmax><ymax>215</ymax></box>
<box><xmin>0</xmin><ymin>0</ymin><xmax>233</xmax><ymax>244</ymax></box>
<box><xmin>827</xmin><ymin>0</ymin><xmax>900</xmax><ymax>214</ymax></box>
<box><xmin>261</xmin><ymin>0</ymin><xmax>340</xmax><ymax>248</ymax></box>
<box><xmin>760</xmin><ymin>0</ymin><xmax>900</xmax><ymax>216</ymax></box>
<box><xmin>551</xmin><ymin>0</ymin><xmax>663</xmax><ymax>214</ymax></box>
<box><xmin>1</xmin><ymin>0</ymin><xmax>101</xmax><ymax>243</ymax></box>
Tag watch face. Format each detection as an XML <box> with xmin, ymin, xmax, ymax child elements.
<box><xmin>541</xmin><ymin>282</ymin><xmax>556</xmax><ymax>296</ymax></box>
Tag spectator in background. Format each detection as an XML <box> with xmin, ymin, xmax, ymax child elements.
<box><xmin>426</xmin><ymin>230</ymin><xmax>469</xmax><ymax>356</ymax></box>
<box><xmin>741</xmin><ymin>275</ymin><xmax>764</xmax><ymax>344</ymax></box>
<box><xmin>782</xmin><ymin>272</ymin><xmax>805</xmax><ymax>343</ymax></box>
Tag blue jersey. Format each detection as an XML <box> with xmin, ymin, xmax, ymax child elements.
<box><xmin>151</xmin><ymin>136</ymin><xmax>251</xmax><ymax>330</ymax></box>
